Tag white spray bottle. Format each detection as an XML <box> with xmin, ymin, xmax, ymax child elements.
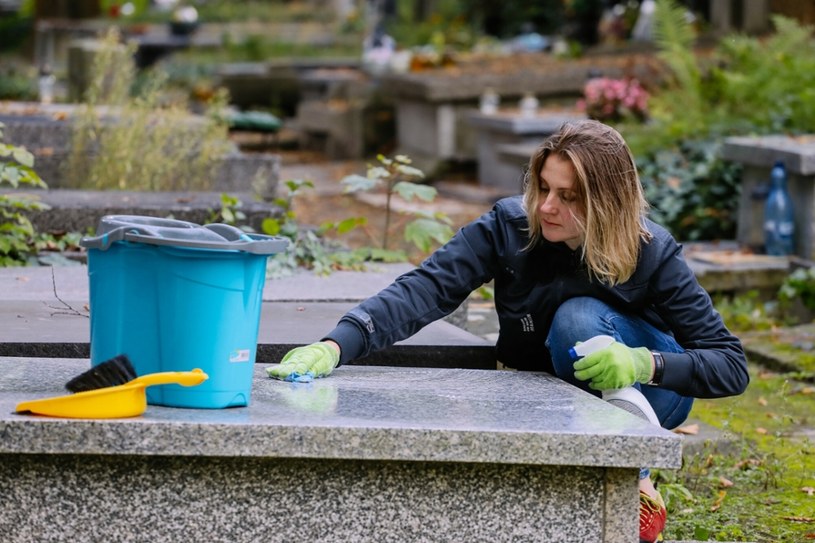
<box><xmin>569</xmin><ymin>335</ymin><xmax>661</xmax><ymax>426</ymax></box>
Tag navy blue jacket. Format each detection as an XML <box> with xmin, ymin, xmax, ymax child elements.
<box><xmin>325</xmin><ymin>196</ymin><xmax>748</xmax><ymax>399</ymax></box>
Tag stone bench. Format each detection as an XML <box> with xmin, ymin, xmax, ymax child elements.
<box><xmin>215</xmin><ymin>58</ymin><xmax>359</xmax><ymax>115</ymax></box>
<box><xmin>0</xmin><ymin>357</ymin><xmax>682</xmax><ymax>542</ymax></box>
<box><xmin>0</xmin><ymin>256</ymin><xmax>730</xmax><ymax>541</ymax></box>
<box><xmin>0</xmin><ymin>264</ymin><xmax>493</xmax><ymax>369</ymax></box>
<box><xmin>0</xmin><ymin>105</ymin><xmax>281</xmax><ymax>197</ymax></box>
<box><xmin>294</xmin><ymin>68</ymin><xmax>393</xmax><ymax>159</ymax></box>
<box><xmin>379</xmin><ymin>53</ymin><xmax>662</xmax><ymax>175</ymax></box>
<box><xmin>722</xmin><ymin>134</ymin><xmax>815</xmax><ymax>259</ymax></box>
<box><xmin>468</xmin><ymin>112</ymin><xmax>586</xmax><ymax>194</ymax></box>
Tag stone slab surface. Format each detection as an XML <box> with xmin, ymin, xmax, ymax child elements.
<box><xmin>0</xmin><ymin>358</ymin><xmax>681</xmax><ymax>468</ymax></box>
<box><xmin>497</xmin><ymin>141</ymin><xmax>539</xmax><ymax>161</ymax></box>
<box><xmin>469</xmin><ymin>110</ymin><xmax>586</xmax><ymax>134</ymax></box>
<box><xmin>723</xmin><ymin>135</ymin><xmax>815</xmax><ymax>175</ymax></box>
<box><xmin>379</xmin><ymin>56</ymin><xmax>656</xmax><ymax>102</ymax></box>
<box><xmin>0</xmin><ymin>263</ymin><xmax>416</xmax><ymax>302</ymax></box>
<box><xmin>0</xmin><ymin>265</ymin><xmax>495</xmax><ymax>367</ymax></box>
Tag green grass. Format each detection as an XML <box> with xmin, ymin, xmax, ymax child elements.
<box><xmin>661</xmin><ymin>363</ymin><xmax>815</xmax><ymax>542</ymax></box>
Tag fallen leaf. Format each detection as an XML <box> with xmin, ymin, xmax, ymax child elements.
<box><xmin>674</xmin><ymin>424</ymin><xmax>699</xmax><ymax>435</ymax></box>
<box><xmin>756</xmin><ymin>427</ymin><xmax>768</xmax><ymax>435</ymax></box>
<box><xmin>718</xmin><ymin>477</ymin><xmax>734</xmax><ymax>488</ymax></box>
<box><xmin>801</xmin><ymin>387</ymin><xmax>815</xmax><ymax>395</ymax></box>
<box><xmin>758</xmin><ymin>397</ymin><xmax>768</xmax><ymax>406</ymax></box>
<box><xmin>710</xmin><ymin>490</ymin><xmax>727</xmax><ymax>512</ymax></box>
<box><xmin>736</xmin><ymin>458</ymin><xmax>761</xmax><ymax>469</ymax></box>
<box><xmin>803</xmin><ymin>486</ymin><xmax>815</xmax><ymax>496</ymax></box>
<box><xmin>803</xmin><ymin>533</ymin><xmax>815</xmax><ymax>539</ymax></box>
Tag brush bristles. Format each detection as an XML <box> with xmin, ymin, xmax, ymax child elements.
<box><xmin>65</xmin><ymin>354</ymin><xmax>138</xmax><ymax>393</ymax></box>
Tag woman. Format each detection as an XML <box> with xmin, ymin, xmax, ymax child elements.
<box><xmin>269</xmin><ymin>119</ymin><xmax>749</xmax><ymax>543</ymax></box>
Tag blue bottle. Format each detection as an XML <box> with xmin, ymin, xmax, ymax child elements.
<box><xmin>764</xmin><ymin>161</ymin><xmax>795</xmax><ymax>256</ymax></box>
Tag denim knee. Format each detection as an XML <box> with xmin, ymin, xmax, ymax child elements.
<box><xmin>547</xmin><ymin>297</ymin><xmax>617</xmax><ymax>383</ymax></box>
<box><xmin>548</xmin><ymin>297</ymin><xmax>616</xmax><ymax>346</ymax></box>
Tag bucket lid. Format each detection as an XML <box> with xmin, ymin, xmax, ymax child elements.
<box><xmin>80</xmin><ymin>215</ymin><xmax>289</xmax><ymax>255</ymax></box>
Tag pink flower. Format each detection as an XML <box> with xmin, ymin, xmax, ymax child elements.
<box><xmin>580</xmin><ymin>77</ymin><xmax>649</xmax><ymax>122</ymax></box>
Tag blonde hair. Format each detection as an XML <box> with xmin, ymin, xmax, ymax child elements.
<box><xmin>522</xmin><ymin>119</ymin><xmax>651</xmax><ymax>285</ymax></box>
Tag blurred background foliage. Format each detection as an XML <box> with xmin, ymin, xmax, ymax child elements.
<box><xmin>2</xmin><ymin>0</ymin><xmax>815</xmax><ymax>246</ymax></box>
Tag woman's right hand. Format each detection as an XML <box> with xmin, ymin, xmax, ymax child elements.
<box><xmin>266</xmin><ymin>341</ymin><xmax>340</xmax><ymax>382</ymax></box>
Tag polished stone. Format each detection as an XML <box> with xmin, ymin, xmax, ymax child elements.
<box><xmin>1</xmin><ymin>358</ymin><xmax>681</xmax><ymax>468</ymax></box>
<box><xmin>0</xmin><ymin>357</ymin><xmax>678</xmax><ymax>542</ymax></box>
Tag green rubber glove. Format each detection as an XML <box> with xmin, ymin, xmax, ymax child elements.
<box><xmin>572</xmin><ymin>341</ymin><xmax>652</xmax><ymax>390</ymax></box>
<box><xmin>267</xmin><ymin>342</ymin><xmax>340</xmax><ymax>383</ymax></box>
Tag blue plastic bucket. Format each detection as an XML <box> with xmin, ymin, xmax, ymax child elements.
<box><xmin>81</xmin><ymin>216</ymin><xmax>288</xmax><ymax>409</ymax></box>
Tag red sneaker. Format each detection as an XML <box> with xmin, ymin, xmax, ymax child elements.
<box><xmin>639</xmin><ymin>490</ymin><xmax>666</xmax><ymax>543</ymax></box>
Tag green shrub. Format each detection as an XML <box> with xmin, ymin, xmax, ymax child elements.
<box><xmin>619</xmin><ymin>1</ymin><xmax>815</xmax><ymax>242</ymax></box>
<box><xmin>779</xmin><ymin>266</ymin><xmax>815</xmax><ymax>315</ymax></box>
<box><xmin>65</xmin><ymin>28</ymin><xmax>231</xmax><ymax>191</ymax></box>
<box><xmin>341</xmin><ymin>154</ymin><xmax>454</xmax><ymax>255</ymax></box>
<box><xmin>713</xmin><ymin>290</ymin><xmax>783</xmax><ymax>333</ymax></box>
<box><xmin>0</xmin><ymin>122</ymin><xmax>48</xmax><ymax>266</ymax></box>
<box><xmin>0</xmin><ymin>63</ymin><xmax>37</xmax><ymax>101</ymax></box>
<box><xmin>261</xmin><ymin>179</ymin><xmax>382</xmax><ymax>278</ymax></box>
<box><xmin>627</xmin><ymin>1</ymin><xmax>815</xmax><ymax>154</ymax></box>
<box><xmin>637</xmin><ymin>138</ymin><xmax>741</xmax><ymax>241</ymax></box>
<box><xmin>0</xmin><ymin>12</ymin><xmax>33</xmax><ymax>53</ymax></box>
<box><xmin>705</xmin><ymin>15</ymin><xmax>815</xmax><ymax>135</ymax></box>
<box><xmin>257</xmin><ymin>155</ymin><xmax>455</xmax><ymax>277</ymax></box>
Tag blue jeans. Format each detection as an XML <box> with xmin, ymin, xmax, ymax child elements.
<box><xmin>546</xmin><ymin>296</ymin><xmax>694</xmax><ymax>430</ymax></box>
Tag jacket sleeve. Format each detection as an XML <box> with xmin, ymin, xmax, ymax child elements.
<box><xmin>648</xmin><ymin>231</ymin><xmax>749</xmax><ymax>398</ymax></box>
<box><xmin>323</xmin><ymin>206</ymin><xmax>504</xmax><ymax>365</ymax></box>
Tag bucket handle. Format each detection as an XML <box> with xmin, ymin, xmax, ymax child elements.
<box><xmin>81</xmin><ymin>226</ymin><xmax>289</xmax><ymax>255</ymax></box>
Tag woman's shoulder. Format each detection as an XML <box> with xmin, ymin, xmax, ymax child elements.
<box><xmin>461</xmin><ymin>196</ymin><xmax>529</xmax><ymax>254</ymax></box>
<box><xmin>643</xmin><ymin>217</ymin><xmax>678</xmax><ymax>248</ymax></box>
<box><xmin>493</xmin><ymin>195</ymin><xmax>528</xmax><ymax>221</ymax></box>
<box><xmin>639</xmin><ymin>218</ymin><xmax>687</xmax><ymax>269</ymax></box>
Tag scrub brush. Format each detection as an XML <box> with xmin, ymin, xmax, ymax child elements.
<box><xmin>65</xmin><ymin>354</ymin><xmax>138</xmax><ymax>393</ymax></box>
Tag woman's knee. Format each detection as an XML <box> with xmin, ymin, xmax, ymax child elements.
<box><xmin>661</xmin><ymin>396</ymin><xmax>695</xmax><ymax>429</ymax></box>
<box><xmin>549</xmin><ymin>297</ymin><xmax>613</xmax><ymax>343</ymax></box>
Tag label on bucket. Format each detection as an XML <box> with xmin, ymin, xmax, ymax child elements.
<box><xmin>229</xmin><ymin>349</ymin><xmax>251</xmax><ymax>363</ymax></box>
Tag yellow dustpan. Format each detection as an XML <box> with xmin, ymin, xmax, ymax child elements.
<box><xmin>15</xmin><ymin>369</ymin><xmax>208</xmax><ymax>419</ymax></box>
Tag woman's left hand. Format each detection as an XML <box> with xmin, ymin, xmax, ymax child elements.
<box><xmin>573</xmin><ymin>341</ymin><xmax>652</xmax><ymax>390</ymax></box>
